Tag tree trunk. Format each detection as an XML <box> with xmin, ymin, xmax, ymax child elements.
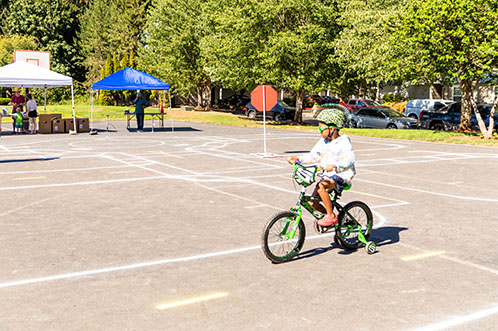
<box><xmin>197</xmin><ymin>88</ymin><xmax>202</xmax><ymax>107</ymax></box>
<box><xmin>457</xmin><ymin>79</ymin><xmax>473</xmax><ymax>131</ymax></box>
<box><xmin>470</xmin><ymin>97</ymin><xmax>492</xmax><ymax>139</ymax></box>
<box><xmin>203</xmin><ymin>83</ymin><xmax>212</xmax><ymax>110</ymax></box>
<box><xmin>294</xmin><ymin>90</ymin><xmax>305</xmax><ymax>123</ymax></box>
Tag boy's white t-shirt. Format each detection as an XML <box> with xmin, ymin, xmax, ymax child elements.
<box><xmin>298</xmin><ymin>134</ymin><xmax>356</xmax><ymax>184</ymax></box>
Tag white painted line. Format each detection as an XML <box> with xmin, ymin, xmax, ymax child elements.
<box><xmin>401</xmin><ymin>251</ymin><xmax>445</xmax><ymax>261</ymax></box>
<box><xmin>0</xmin><ymin>215</ymin><xmax>390</xmax><ymax>290</ymax></box>
<box><xmin>399</xmin><ymin>242</ymin><xmax>498</xmax><ymax>276</ymax></box>
<box><xmin>0</xmin><ymin>176</ymin><xmax>165</xmax><ymax>191</ymax></box>
<box><xmin>13</xmin><ymin>176</ymin><xmax>46</xmax><ymax>181</ymax></box>
<box><xmin>413</xmin><ymin>304</ymin><xmax>498</xmax><ymax>331</ymax></box>
<box><xmin>244</xmin><ymin>204</ymin><xmax>266</xmax><ymax>209</ymax></box>
<box><xmin>108</xmin><ymin>170</ymin><xmax>136</xmax><ymax>174</ymax></box>
<box><xmin>356</xmin><ymin>178</ymin><xmax>498</xmax><ymax>202</ymax></box>
<box><xmin>156</xmin><ymin>292</ymin><xmax>228</xmax><ymax>310</ymax></box>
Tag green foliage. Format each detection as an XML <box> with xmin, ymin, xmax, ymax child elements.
<box><xmin>4</xmin><ymin>0</ymin><xmax>88</xmax><ymax>81</ymax></box>
<box><xmin>391</xmin><ymin>0</ymin><xmax>498</xmax><ymax>132</ymax></box>
<box><xmin>0</xmin><ymin>34</ymin><xmax>39</xmax><ymax>66</ymax></box>
<box><xmin>200</xmin><ymin>0</ymin><xmax>342</xmax><ymax>121</ymax></box>
<box><xmin>141</xmin><ymin>0</ymin><xmax>211</xmax><ymax>104</ymax></box>
<box><xmin>333</xmin><ymin>0</ymin><xmax>404</xmax><ymax>96</ymax></box>
<box><xmin>0</xmin><ymin>97</ymin><xmax>11</xmax><ymax>105</ymax></box>
<box><xmin>382</xmin><ymin>93</ymin><xmax>409</xmax><ymax>103</ymax></box>
<box><xmin>79</xmin><ymin>0</ymin><xmax>150</xmax><ymax>84</ymax></box>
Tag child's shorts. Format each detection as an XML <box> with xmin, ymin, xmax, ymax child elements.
<box><xmin>321</xmin><ymin>175</ymin><xmax>348</xmax><ymax>194</ymax></box>
<box><xmin>15</xmin><ymin>122</ymin><xmax>22</xmax><ymax>128</ymax></box>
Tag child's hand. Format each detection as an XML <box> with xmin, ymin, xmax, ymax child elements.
<box><xmin>325</xmin><ymin>164</ymin><xmax>337</xmax><ymax>172</ymax></box>
<box><xmin>287</xmin><ymin>156</ymin><xmax>298</xmax><ymax>164</ymax></box>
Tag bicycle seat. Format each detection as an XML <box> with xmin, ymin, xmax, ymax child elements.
<box><xmin>333</xmin><ymin>184</ymin><xmax>351</xmax><ymax>197</ymax></box>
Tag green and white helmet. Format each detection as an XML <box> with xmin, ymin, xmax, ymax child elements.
<box><xmin>316</xmin><ymin>108</ymin><xmax>346</xmax><ymax>129</ymax></box>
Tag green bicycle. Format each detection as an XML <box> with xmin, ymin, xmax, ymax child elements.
<box><xmin>261</xmin><ymin>162</ymin><xmax>376</xmax><ymax>263</ymax></box>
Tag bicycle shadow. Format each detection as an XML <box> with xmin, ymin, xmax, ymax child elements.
<box><xmin>290</xmin><ymin>226</ymin><xmax>408</xmax><ymax>261</ymax></box>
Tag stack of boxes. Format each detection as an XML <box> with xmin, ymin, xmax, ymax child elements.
<box><xmin>38</xmin><ymin>114</ymin><xmax>90</xmax><ymax>134</ymax></box>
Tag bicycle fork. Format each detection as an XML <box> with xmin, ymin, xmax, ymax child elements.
<box><xmin>281</xmin><ymin>208</ymin><xmax>302</xmax><ymax>240</ymax></box>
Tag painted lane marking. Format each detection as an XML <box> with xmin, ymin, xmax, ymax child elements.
<box><xmin>0</xmin><ymin>205</ymin><xmax>388</xmax><ymax>290</ymax></box>
<box><xmin>148</xmin><ymin>151</ymin><xmax>183</xmax><ymax>159</ymax></box>
<box><xmin>413</xmin><ymin>304</ymin><xmax>498</xmax><ymax>331</ymax></box>
<box><xmin>8</xmin><ymin>146</ymin><xmax>29</xmax><ymax>149</ymax></box>
<box><xmin>351</xmin><ymin>191</ymin><xmax>407</xmax><ymax>203</ymax></box>
<box><xmin>401</xmin><ymin>251</ymin><xmax>446</xmax><ymax>261</ymax></box>
<box><xmin>356</xmin><ymin>178</ymin><xmax>498</xmax><ymax>202</ymax></box>
<box><xmin>244</xmin><ymin>204</ymin><xmax>266</xmax><ymax>209</ymax></box>
<box><xmin>156</xmin><ymin>292</ymin><xmax>228</xmax><ymax>310</ymax></box>
<box><xmin>108</xmin><ymin>170</ymin><xmax>136</xmax><ymax>174</ymax></box>
<box><xmin>13</xmin><ymin>176</ymin><xmax>46</xmax><ymax>181</ymax></box>
<box><xmin>0</xmin><ymin>176</ymin><xmax>166</xmax><ymax>191</ymax></box>
<box><xmin>399</xmin><ymin>242</ymin><xmax>498</xmax><ymax>276</ymax></box>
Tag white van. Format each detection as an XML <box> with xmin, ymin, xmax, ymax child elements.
<box><xmin>404</xmin><ymin>99</ymin><xmax>454</xmax><ymax>119</ymax></box>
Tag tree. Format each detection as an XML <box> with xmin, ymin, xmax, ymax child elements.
<box><xmin>141</xmin><ymin>0</ymin><xmax>212</xmax><ymax>108</ymax></box>
<box><xmin>79</xmin><ymin>0</ymin><xmax>150</xmax><ymax>84</ymax></box>
<box><xmin>332</xmin><ymin>0</ymin><xmax>404</xmax><ymax>100</ymax></box>
<box><xmin>392</xmin><ymin>0</ymin><xmax>498</xmax><ymax>138</ymax></box>
<box><xmin>0</xmin><ymin>34</ymin><xmax>38</xmax><ymax>67</ymax></box>
<box><xmin>201</xmin><ymin>0</ymin><xmax>341</xmax><ymax>122</ymax></box>
<box><xmin>4</xmin><ymin>0</ymin><xmax>88</xmax><ymax>81</ymax></box>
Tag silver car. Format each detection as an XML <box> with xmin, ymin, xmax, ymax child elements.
<box><xmin>350</xmin><ymin>107</ymin><xmax>419</xmax><ymax>129</ymax></box>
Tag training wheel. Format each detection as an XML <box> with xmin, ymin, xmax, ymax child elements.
<box><xmin>366</xmin><ymin>241</ymin><xmax>376</xmax><ymax>255</ymax></box>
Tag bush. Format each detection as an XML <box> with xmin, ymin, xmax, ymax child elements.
<box><xmin>0</xmin><ymin>97</ymin><xmax>10</xmax><ymax>105</ymax></box>
<box><xmin>383</xmin><ymin>93</ymin><xmax>410</xmax><ymax>103</ymax></box>
<box><xmin>383</xmin><ymin>101</ymin><xmax>408</xmax><ymax>113</ymax></box>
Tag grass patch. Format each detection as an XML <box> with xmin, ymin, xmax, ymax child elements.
<box><xmin>44</xmin><ymin>103</ymin><xmax>498</xmax><ymax>146</ymax></box>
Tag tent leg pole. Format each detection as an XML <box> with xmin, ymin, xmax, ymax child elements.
<box><xmin>169</xmin><ymin>89</ymin><xmax>174</xmax><ymax>132</ymax></box>
<box><xmin>71</xmin><ymin>84</ymin><xmax>77</xmax><ymax>133</ymax></box>
<box><xmin>44</xmin><ymin>88</ymin><xmax>47</xmax><ymax>114</ymax></box>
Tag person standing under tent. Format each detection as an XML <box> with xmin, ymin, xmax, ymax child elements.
<box><xmin>9</xmin><ymin>89</ymin><xmax>25</xmax><ymax>132</ymax></box>
<box><xmin>26</xmin><ymin>93</ymin><xmax>38</xmax><ymax>134</ymax></box>
<box><xmin>132</xmin><ymin>91</ymin><xmax>150</xmax><ymax>132</ymax></box>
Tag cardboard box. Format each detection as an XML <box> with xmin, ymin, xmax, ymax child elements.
<box><xmin>64</xmin><ymin>118</ymin><xmax>75</xmax><ymax>133</ymax></box>
<box><xmin>76</xmin><ymin>118</ymin><xmax>89</xmax><ymax>132</ymax></box>
<box><xmin>38</xmin><ymin>114</ymin><xmax>62</xmax><ymax>134</ymax></box>
<box><xmin>52</xmin><ymin>119</ymin><xmax>64</xmax><ymax>133</ymax></box>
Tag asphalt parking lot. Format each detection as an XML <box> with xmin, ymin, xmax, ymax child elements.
<box><xmin>1</xmin><ymin>120</ymin><xmax>498</xmax><ymax>330</ymax></box>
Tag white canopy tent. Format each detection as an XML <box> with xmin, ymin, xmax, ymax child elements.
<box><xmin>0</xmin><ymin>61</ymin><xmax>76</xmax><ymax>132</ymax></box>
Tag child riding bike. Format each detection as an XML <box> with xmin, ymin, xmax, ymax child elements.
<box><xmin>288</xmin><ymin>108</ymin><xmax>356</xmax><ymax>227</ymax></box>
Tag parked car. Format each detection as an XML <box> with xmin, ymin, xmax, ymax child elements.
<box><xmin>221</xmin><ymin>94</ymin><xmax>250</xmax><ymax>108</ymax></box>
<box><xmin>343</xmin><ymin>99</ymin><xmax>387</xmax><ymax>112</ymax></box>
<box><xmin>303</xmin><ymin>95</ymin><xmax>340</xmax><ymax>109</ymax></box>
<box><xmin>349</xmin><ymin>107</ymin><xmax>419</xmax><ymax>129</ymax></box>
<box><xmin>245</xmin><ymin>102</ymin><xmax>295</xmax><ymax>121</ymax></box>
<box><xmin>404</xmin><ymin>99</ymin><xmax>454</xmax><ymax>120</ymax></box>
<box><xmin>420</xmin><ymin>102</ymin><xmax>498</xmax><ymax>131</ymax></box>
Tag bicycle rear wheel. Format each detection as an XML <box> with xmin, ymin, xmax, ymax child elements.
<box><xmin>261</xmin><ymin>211</ymin><xmax>305</xmax><ymax>263</ymax></box>
<box><xmin>336</xmin><ymin>201</ymin><xmax>373</xmax><ymax>250</ymax></box>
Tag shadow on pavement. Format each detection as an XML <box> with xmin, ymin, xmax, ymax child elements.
<box><xmin>369</xmin><ymin>226</ymin><xmax>408</xmax><ymax>247</ymax></box>
<box><xmin>0</xmin><ymin>157</ymin><xmax>59</xmax><ymax>163</ymax></box>
<box><xmin>285</xmin><ymin>226</ymin><xmax>408</xmax><ymax>262</ymax></box>
<box><xmin>126</xmin><ymin>127</ymin><xmax>202</xmax><ymax>133</ymax></box>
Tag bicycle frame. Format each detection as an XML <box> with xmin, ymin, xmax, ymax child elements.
<box><xmin>283</xmin><ymin>186</ymin><xmax>370</xmax><ymax>246</ymax></box>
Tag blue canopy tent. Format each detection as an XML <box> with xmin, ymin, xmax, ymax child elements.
<box><xmin>89</xmin><ymin>67</ymin><xmax>171</xmax><ymax>131</ymax></box>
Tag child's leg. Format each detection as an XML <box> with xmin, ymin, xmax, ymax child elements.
<box><xmin>311</xmin><ymin>179</ymin><xmax>336</xmax><ymax>216</ymax></box>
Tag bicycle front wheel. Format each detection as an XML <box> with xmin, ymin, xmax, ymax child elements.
<box><xmin>261</xmin><ymin>211</ymin><xmax>305</xmax><ymax>263</ymax></box>
<box><xmin>336</xmin><ymin>201</ymin><xmax>373</xmax><ymax>250</ymax></box>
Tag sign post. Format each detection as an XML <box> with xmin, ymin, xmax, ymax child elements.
<box><xmin>251</xmin><ymin>85</ymin><xmax>277</xmax><ymax>156</ymax></box>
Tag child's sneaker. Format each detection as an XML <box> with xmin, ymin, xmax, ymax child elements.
<box><xmin>318</xmin><ymin>214</ymin><xmax>338</xmax><ymax>227</ymax></box>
